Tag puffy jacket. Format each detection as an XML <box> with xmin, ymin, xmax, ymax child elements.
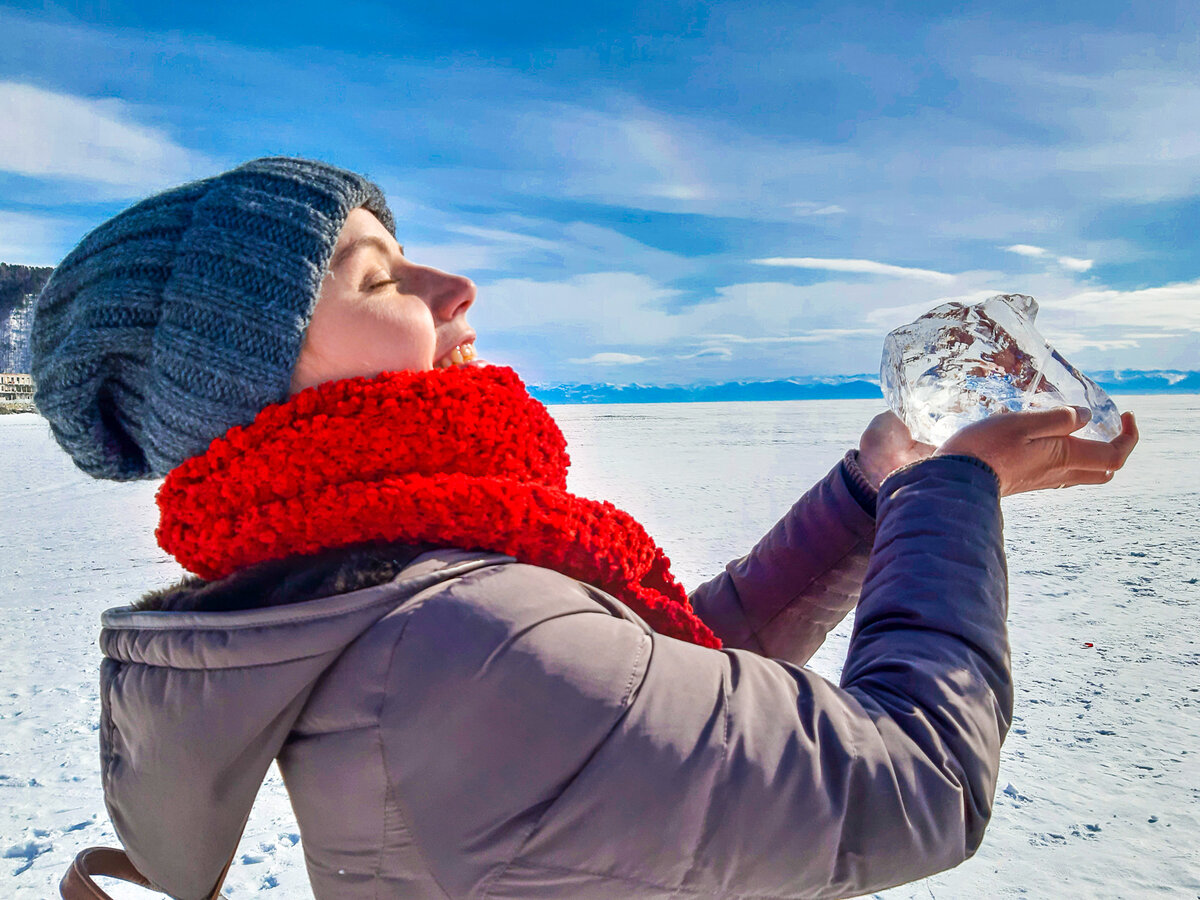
<box><xmin>98</xmin><ymin>455</ymin><xmax>1009</xmax><ymax>899</ymax></box>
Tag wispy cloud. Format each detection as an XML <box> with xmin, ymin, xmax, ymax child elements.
<box><xmin>698</xmin><ymin>329</ymin><xmax>879</xmax><ymax>345</ymax></box>
<box><xmin>1005</xmin><ymin>244</ymin><xmax>1094</xmax><ymax>272</ymax></box>
<box><xmin>1</xmin><ymin>7</ymin><xmax>1197</xmax><ymax>382</ymax></box>
<box><xmin>1050</xmin><ymin>279</ymin><xmax>1200</xmax><ymax>332</ymax></box>
<box><xmin>0</xmin><ymin>210</ymin><xmax>80</xmax><ymax>266</ymax></box>
<box><xmin>968</xmin><ymin>51</ymin><xmax>1200</xmax><ymax>204</ymax></box>
<box><xmin>567</xmin><ymin>352</ymin><xmax>654</xmax><ymax>365</ymax></box>
<box><xmin>473</xmin><ymin>272</ymin><xmax>681</xmax><ymax>347</ymax></box>
<box><xmin>675</xmin><ymin>347</ymin><xmax>734</xmax><ymax>360</ymax></box>
<box><xmin>0</xmin><ymin>81</ymin><xmax>209</xmax><ymax>194</ymax></box>
<box><xmin>1048</xmin><ymin>332</ymin><xmax>1142</xmax><ymax>354</ymax></box>
<box><xmin>1005</xmin><ymin>244</ymin><xmax>1048</xmax><ymax>258</ymax></box>
<box><xmin>753</xmin><ymin>257</ymin><xmax>956</xmax><ymax>283</ymax></box>
<box><xmin>789</xmin><ymin>201</ymin><xmax>846</xmax><ymax>216</ymax></box>
<box><xmin>1057</xmin><ymin>256</ymin><xmax>1094</xmax><ymax>272</ymax></box>
<box><xmin>447</xmin><ymin>225</ymin><xmax>562</xmax><ymax>251</ymax></box>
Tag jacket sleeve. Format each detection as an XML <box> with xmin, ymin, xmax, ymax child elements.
<box><xmin>689</xmin><ymin>452</ymin><xmax>877</xmax><ymax>666</ymax></box>
<box><xmin>467</xmin><ymin>455</ymin><xmax>1010</xmax><ymax>899</ymax></box>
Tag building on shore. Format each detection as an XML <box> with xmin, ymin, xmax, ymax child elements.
<box><xmin>1</xmin><ymin>373</ymin><xmax>34</xmax><ymax>402</ymax></box>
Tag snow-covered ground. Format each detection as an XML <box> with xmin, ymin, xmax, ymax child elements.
<box><xmin>2</xmin><ymin>396</ymin><xmax>1197</xmax><ymax>898</ymax></box>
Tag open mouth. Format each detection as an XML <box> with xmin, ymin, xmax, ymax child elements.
<box><xmin>433</xmin><ymin>341</ymin><xmax>478</xmax><ymax>368</ymax></box>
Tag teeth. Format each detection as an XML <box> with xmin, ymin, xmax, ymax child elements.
<box><xmin>436</xmin><ymin>341</ymin><xmax>477</xmax><ymax>368</ymax></box>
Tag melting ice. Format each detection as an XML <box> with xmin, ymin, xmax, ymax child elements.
<box><xmin>881</xmin><ymin>293</ymin><xmax>1121</xmax><ymax>446</ymax></box>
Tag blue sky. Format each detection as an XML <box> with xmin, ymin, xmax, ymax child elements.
<box><xmin>1</xmin><ymin>0</ymin><xmax>1198</xmax><ymax>384</ymax></box>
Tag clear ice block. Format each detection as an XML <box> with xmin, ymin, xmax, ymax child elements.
<box><xmin>881</xmin><ymin>293</ymin><xmax>1121</xmax><ymax>446</ymax></box>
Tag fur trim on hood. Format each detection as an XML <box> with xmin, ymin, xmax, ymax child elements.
<box><xmin>135</xmin><ymin>541</ymin><xmax>434</xmax><ymax>613</ymax></box>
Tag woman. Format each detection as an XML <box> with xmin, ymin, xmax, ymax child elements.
<box><xmin>35</xmin><ymin>157</ymin><xmax>1137</xmax><ymax>900</ymax></box>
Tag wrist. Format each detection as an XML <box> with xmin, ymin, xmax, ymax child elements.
<box><xmin>843</xmin><ymin>450</ymin><xmax>880</xmax><ymax>516</ymax></box>
<box><xmin>928</xmin><ymin>452</ymin><xmax>1003</xmax><ymax>489</ymax></box>
<box><xmin>854</xmin><ymin>448</ymin><xmax>889</xmax><ymax>489</ymax></box>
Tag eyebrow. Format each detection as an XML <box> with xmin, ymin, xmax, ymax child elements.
<box><xmin>329</xmin><ymin>235</ymin><xmax>397</xmax><ymax>272</ymax></box>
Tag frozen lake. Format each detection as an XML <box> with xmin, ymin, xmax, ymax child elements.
<box><xmin>2</xmin><ymin>395</ymin><xmax>1197</xmax><ymax>898</ymax></box>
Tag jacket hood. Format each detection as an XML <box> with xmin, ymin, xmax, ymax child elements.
<box><xmin>98</xmin><ymin>548</ymin><xmax>510</xmax><ymax>900</ymax></box>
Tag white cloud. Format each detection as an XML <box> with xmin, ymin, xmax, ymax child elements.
<box><xmin>473</xmin><ymin>272</ymin><xmax>681</xmax><ymax>346</ymax></box>
<box><xmin>447</xmin><ymin>225</ymin><xmax>562</xmax><ymax>251</ymax></box>
<box><xmin>414</xmin><ymin>215</ymin><xmax>694</xmax><ymax>282</ymax></box>
<box><xmin>753</xmin><ymin>257</ymin><xmax>956</xmax><ymax>283</ymax></box>
<box><xmin>675</xmin><ymin>347</ymin><xmax>733</xmax><ymax>360</ymax></box>
<box><xmin>1048</xmin><ymin>332</ymin><xmax>1141</xmax><ymax>354</ymax></box>
<box><xmin>0</xmin><ymin>81</ymin><xmax>208</xmax><ymax>193</ymax></box>
<box><xmin>533</xmin><ymin>101</ymin><xmax>712</xmax><ymax>209</ymax></box>
<box><xmin>567</xmin><ymin>352</ymin><xmax>653</xmax><ymax>365</ymax></box>
<box><xmin>1005</xmin><ymin>245</ymin><xmax>1094</xmax><ymax>272</ymax></box>
<box><xmin>648</xmin><ymin>184</ymin><xmax>705</xmax><ymax>200</ymax></box>
<box><xmin>0</xmin><ymin>210</ymin><xmax>78</xmax><ymax>265</ymax></box>
<box><xmin>789</xmin><ymin>201</ymin><xmax>846</xmax><ymax>216</ymax></box>
<box><xmin>698</xmin><ymin>329</ymin><xmax>878</xmax><ymax>345</ymax></box>
<box><xmin>965</xmin><ymin>52</ymin><xmax>1200</xmax><ymax>204</ymax></box>
<box><xmin>1047</xmin><ymin>279</ymin><xmax>1200</xmax><ymax>332</ymax></box>
<box><xmin>475</xmin><ymin>260</ymin><xmax>1199</xmax><ymax>381</ymax></box>
<box><xmin>405</xmin><ymin>242</ymin><xmax>514</xmax><ymax>273</ymax></box>
<box><xmin>1057</xmin><ymin>256</ymin><xmax>1094</xmax><ymax>272</ymax></box>
<box><xmin>1006</xmin><ymin>244</ymin><xmax>1049</xmax><ymax>257</ymax></box>
<box><xmin>998</xmin><ymin>244</ymin><xmax>1094</xmax><ymax>273</ymax></box>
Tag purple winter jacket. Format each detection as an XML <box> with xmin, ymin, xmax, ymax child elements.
<box><xmin>97</xmin><ymin>453</ymin><xmax>1009</xmax><ymax>899</ymax></box>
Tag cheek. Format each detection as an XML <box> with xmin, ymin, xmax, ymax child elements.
<box><xmin>310</xmin><ymin>293</ymin><xmax>437</xmax><ymax>376</ymax></box>
<box><xmin>353</xmin><ymin>298</ymin><xmax>437</xmax><ymax>370</ymax></box>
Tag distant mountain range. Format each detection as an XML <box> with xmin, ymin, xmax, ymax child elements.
<box><xmin>528</xmin><ymin>370</ymin><xmax>1200</xmax><ymax>404</ymax></box>
<box><xmin>528</xmin><ymin>377</ymin><xmax>886</xmax><ymax>405</ymax></box>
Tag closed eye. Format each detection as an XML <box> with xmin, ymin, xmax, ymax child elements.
<box><xmin>359</xmin><ymin>265</ymin><xmax>396</xmax><ymax>291</ymax></box>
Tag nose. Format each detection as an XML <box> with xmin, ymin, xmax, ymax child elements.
<box><xmin>415</xmin><ymin>265</ymin><xmax>475</xmax><ymax>322</ymax></box>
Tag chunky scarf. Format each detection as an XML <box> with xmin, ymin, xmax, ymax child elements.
<box><xmin>156</xmin><ymin>365</ymin><xmax>720</xmax><ymax>649</ymax></box>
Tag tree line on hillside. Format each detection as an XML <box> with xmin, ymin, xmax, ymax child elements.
<box><xmin>0</xmin><ymin>263</ymin><xmax>53</xmax><ymax>373</ymax></box>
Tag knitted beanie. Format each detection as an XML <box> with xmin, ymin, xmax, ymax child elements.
<box><xmin>31</xmin><ymin>157</ymin><xmax>396</xmax><ymax>481</ymax></box>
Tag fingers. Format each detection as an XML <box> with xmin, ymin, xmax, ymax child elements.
<box><xmin>1113</xmin><ymin>411</ymin><xmax>1139</xmax><ymax>461</ymax></box>
<box><xmin>1105</xmin><ymin>412</ymin><xmax>1139</xmax><ymax>471</ymax></box>
<box><xmin>1061</xmin><ymin>436</ymin><xmax>1125</xmax><ymax>472</ymax></box>
<box><xmin>1060</xmin><ymin>468</ymin><xmax>1116</xmax><ymax>488</ymax></box>
<box><xmin>1044</xmin><ymin>411</ymin><xmax>1139</xmax><ymax>492</ymax></box>
<box><xmin>1058</xmin><ymin>411</ymin><xmax>1139</xmax><ymax>471</ymax></box>
<box><xmin>909</xmin><ymin>406</ymin><xmax>1138</xmax><ymax>497</ymax></box>
<box><xmin>1021</xmin><ymin>405</ymin><xmax>1092</xmax><ymax>438</ymax></box>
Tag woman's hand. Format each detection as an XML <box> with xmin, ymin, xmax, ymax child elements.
<box><xmin>935</xmin><ymin>406</ymin><xmax>1139</xmax><ymax>497</ymax></box>
<box><xmin>857</xmin><ymin>412</ymin><xmax>937</xmax><ymax>488</ymax></box>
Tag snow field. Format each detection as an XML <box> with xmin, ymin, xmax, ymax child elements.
<box><xmin>3</xmin><ymin>396</ymin><xmax>1197</xmax><ymax>898</ymax></box>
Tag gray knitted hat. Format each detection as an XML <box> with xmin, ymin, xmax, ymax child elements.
<box><xmin>32</xmin><ymin>157</ymin><xmax>395</xmax><ymax>481</ymax></box>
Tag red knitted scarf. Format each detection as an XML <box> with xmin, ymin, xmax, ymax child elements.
<box><xmin>156</xmin><ymin>365</ymin><xmax>720</xmax><ymax>649</ymax></box>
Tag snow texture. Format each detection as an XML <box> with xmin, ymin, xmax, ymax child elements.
<box><xmin>2</xmin><ymin>397</ymin><xmax>1197</xmax><ymax>898</ymax></box>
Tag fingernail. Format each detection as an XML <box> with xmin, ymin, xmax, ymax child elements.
<box><xmin>1073</xmin><ymin>405</ymin><xmax>1092</xmax><ymax>424</ymax></box>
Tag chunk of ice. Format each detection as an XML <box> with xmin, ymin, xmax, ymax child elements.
<box><xmin>881</xmin><ymin>293</ymin><xmax>1121</xmax><ymax>445</ymax></box>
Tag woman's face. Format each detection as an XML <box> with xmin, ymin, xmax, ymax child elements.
<box><xmin>290</xmin><ymin>208</ymin><xmax>479</xmax><ymax>393</ymax></box>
